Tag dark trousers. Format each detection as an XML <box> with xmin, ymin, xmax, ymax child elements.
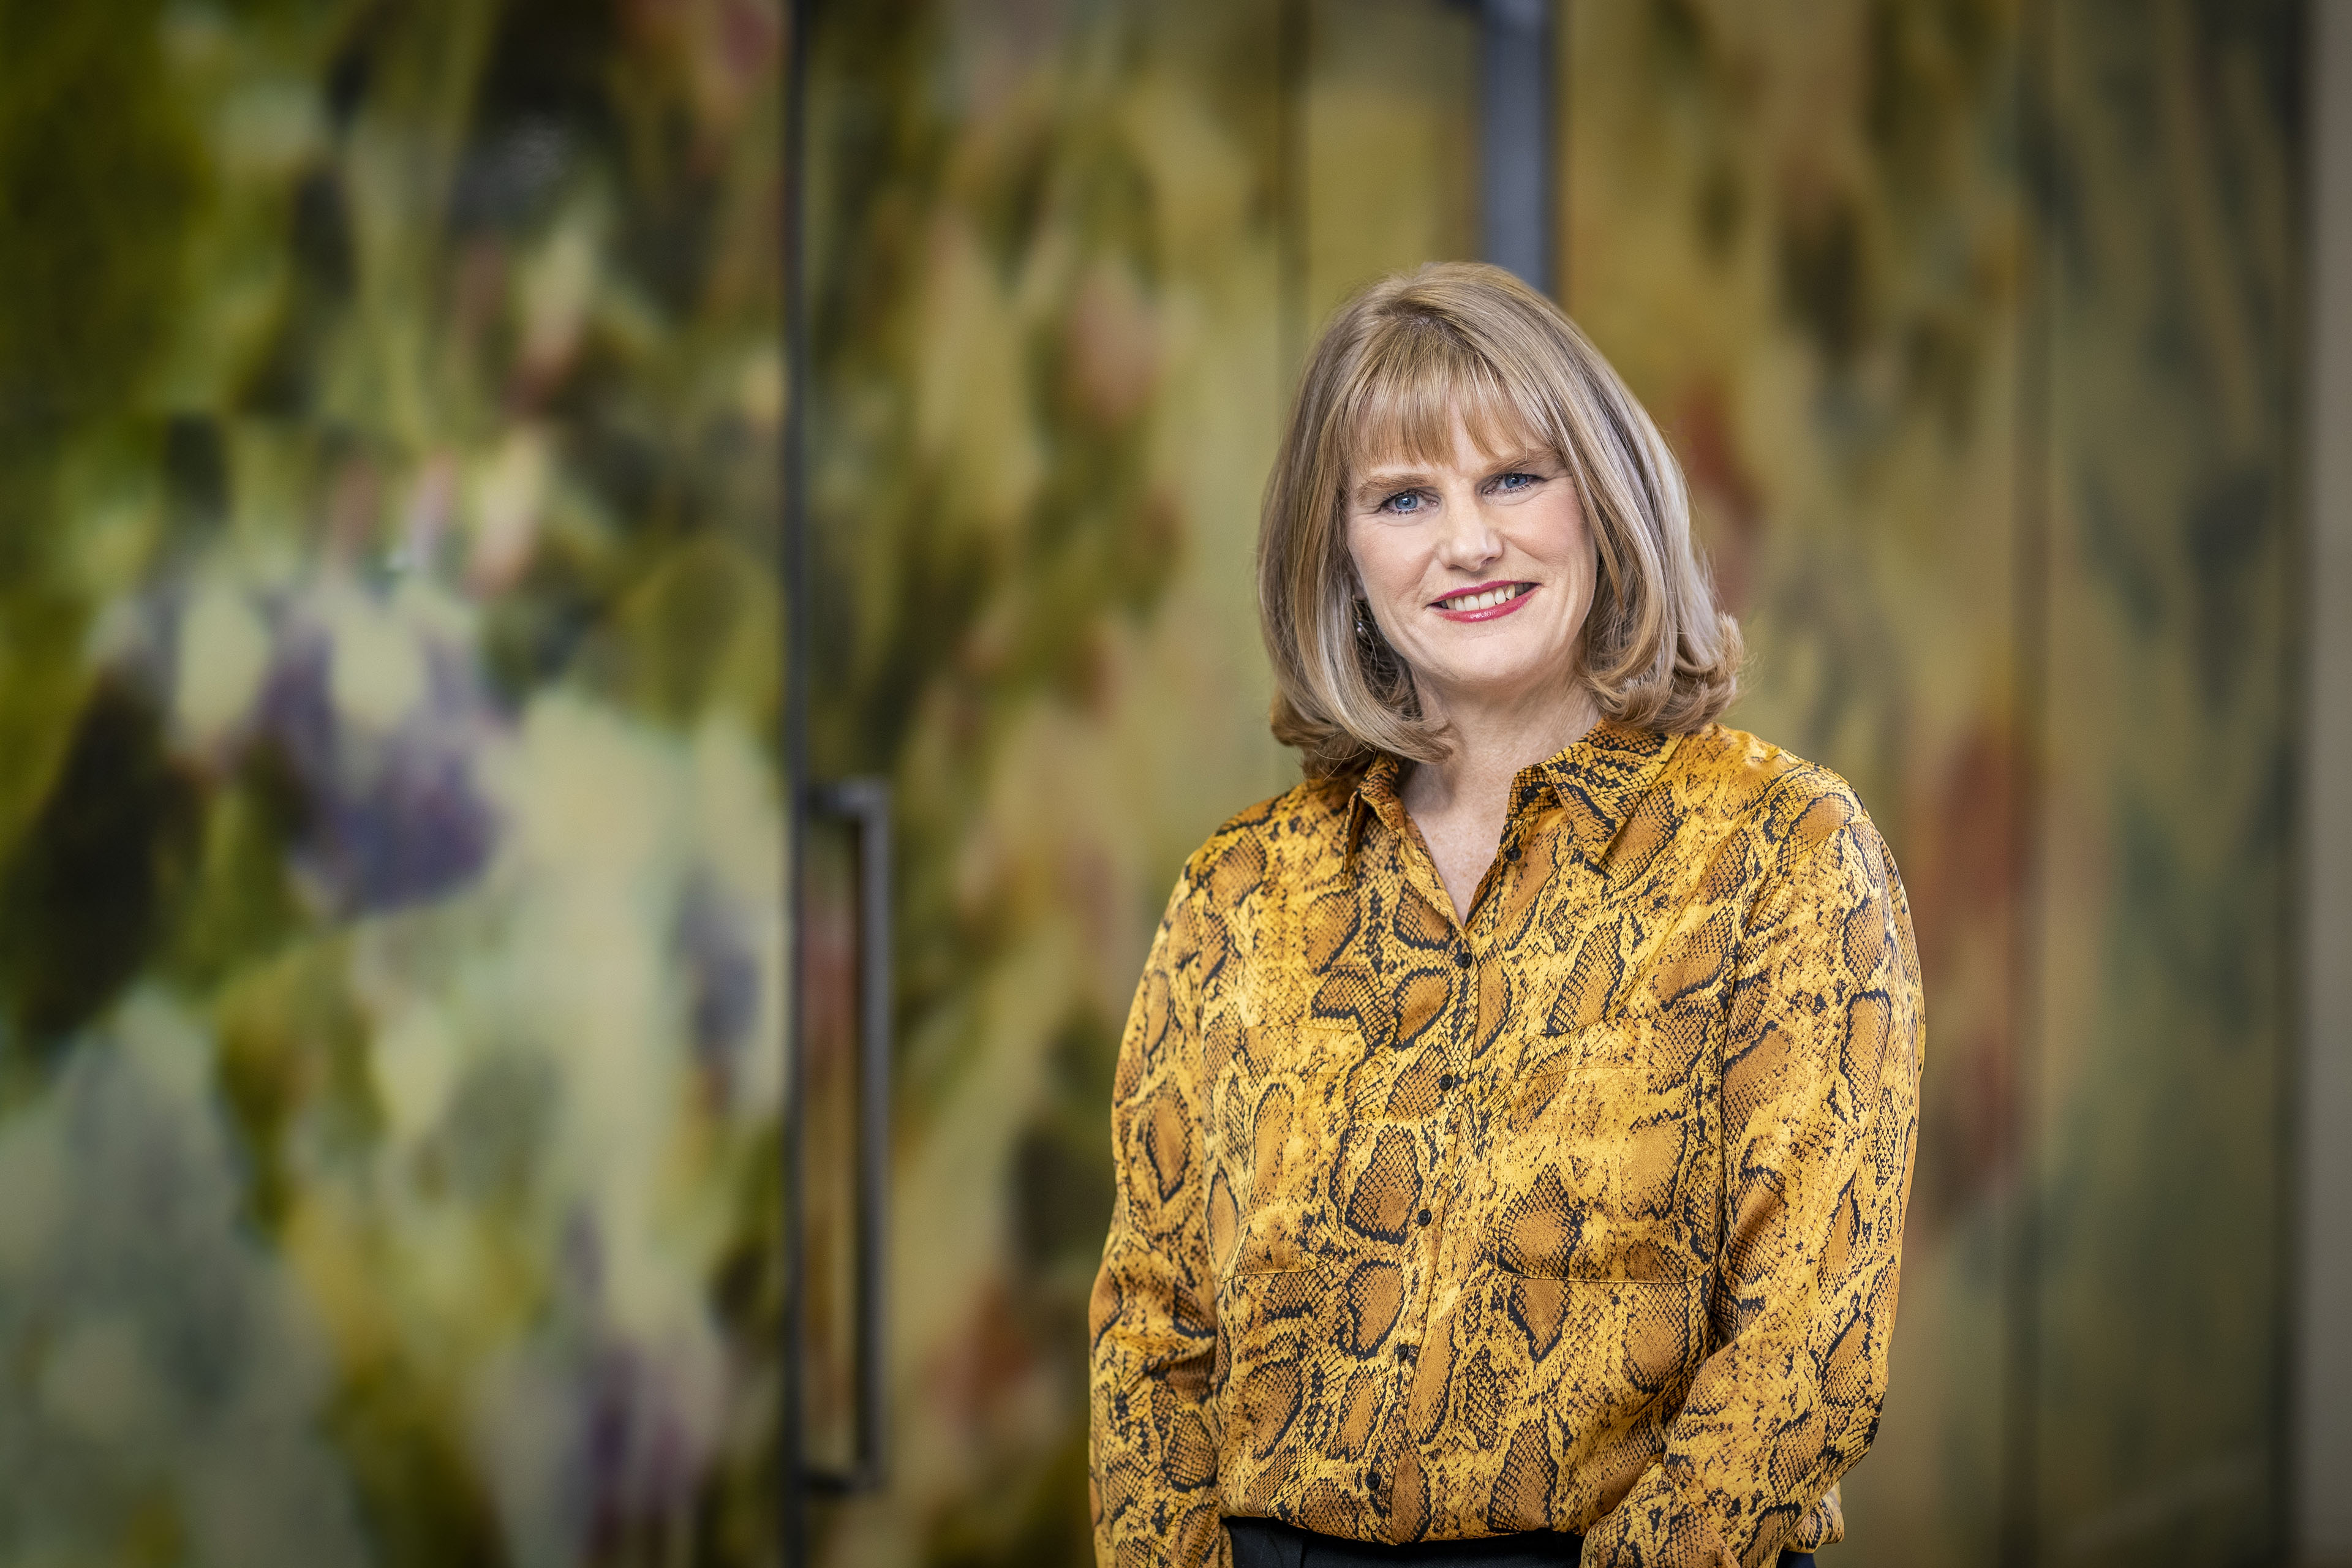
<box><xmin>1225</xmin><ymin>1518</ymin><xmax>1817</xmax><ymax>1568</ymax></box>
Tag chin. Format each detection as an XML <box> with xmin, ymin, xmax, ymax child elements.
<box><xmin>1426</xmin><ymin>644</ymin><xmax>1569</xmax><ymax>697</ymax></box>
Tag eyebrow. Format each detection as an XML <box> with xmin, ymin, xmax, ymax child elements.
<box><xmin>1350</xmin><ymin>467</ymin><xmax>1431</xmax><ymax>507</ymax></box>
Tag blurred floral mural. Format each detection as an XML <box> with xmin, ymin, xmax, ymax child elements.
<box><xmin>1567</xmin><ymin>1</ymin><xmax>2302</xmax><ymax>1562</ymax></box>
<box><xmin>0</xmin><ymin>0</ymin><xmax>2307</xmax><ymax>1564</ymax></box>
<box><xmin>0</xmin><ymin>1</ymin><xmax>787</xmax><ymax>1562</ymax></box>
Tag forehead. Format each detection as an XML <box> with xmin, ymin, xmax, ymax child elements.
<box><xmin>1339</xmin><ymin>345</ymin><xmax>1548</xmax><ymax>479</ymax></box>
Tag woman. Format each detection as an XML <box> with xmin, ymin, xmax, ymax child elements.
<box><xmin>1088</xmin><ymin>263</ymin><xmax>1921</xmax><ymax>1568</ymax></box>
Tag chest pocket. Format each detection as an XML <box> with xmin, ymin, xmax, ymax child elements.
<box><xmin>1487</xmin><ymin>1012</ymin><xmax>1700</xmax><ymax>1283</ymax></box>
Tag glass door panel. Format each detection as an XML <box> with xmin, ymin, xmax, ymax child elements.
<box><xmin>2030</xmin><ymin>3</ymin><xmax>2299</xmax><ymax>1559</ymax></box>
<box><xmin>795</xmin><ymin>2</ymin><xmax>1480</xmax><ymax>1563</ymax></box>
<box><xmin>1562</xmin><ymin>2</ymin><xmax>2302</xmax><ymax>1562</ymax></box>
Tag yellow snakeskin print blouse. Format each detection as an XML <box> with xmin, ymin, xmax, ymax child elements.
<box><xmin>1088</xmin><ymin>722</ymin><xmax>1923</xmax><ymax>1567</ymax></box>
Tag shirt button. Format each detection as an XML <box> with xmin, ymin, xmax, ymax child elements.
<box><xmin>1415</xmin><ymin>1208</ymin><xmax>1433</xmax><ymax>1226</ymax></box>
<box><xmin>1506</xmin><ymin>845</ymin><xmax>1521</xmax><ymax>862</ymax></box>
<box><xmin>1453</xmin><ymin>948</ymin><xmax>1472</xmax><ymax>968</ymax></box>
<box><xmin>1438</xmin><ymin>1073</ymin><xmax>1456</xmax><ymax>1091</ymax></box>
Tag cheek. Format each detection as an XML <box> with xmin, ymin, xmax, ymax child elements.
<box><xmin>1526</xmin><ymin>499</ymin><xmax>1596</xmax><ymax>630</ymax></box>
<box><xmin>1531</xmin><ymin>492</ymin><xmax>1593</xmax><ymax>575</ymax></box>
<box><xmin>1346</xmin><ymin>524</ymin><xmax>1417</xmax><ymax>601</ymax></box>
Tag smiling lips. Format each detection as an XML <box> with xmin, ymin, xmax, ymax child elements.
<box><xmin>1431</xmin><ymin>581</ymin><xmax>1536</xmax><ymax>622</ymax></box>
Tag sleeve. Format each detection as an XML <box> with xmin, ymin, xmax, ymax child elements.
<box><xmin>1583</xmin><ymin>810</ymin><xmax>1924</xmax><ymax>1568</ymax></box>
<box><xmin>1088</xmin><ymin>868</ymin><xmax>1228</xmax><ymax>1568</ymax></box>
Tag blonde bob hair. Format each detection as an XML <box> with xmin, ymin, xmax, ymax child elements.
<box><xmin>1259</xmin><ymin>262</ymin><xmax>1741</xmax><ymax>779</ymax></box>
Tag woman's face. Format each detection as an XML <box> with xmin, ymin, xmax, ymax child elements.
<box><xmin>1344</xmin><ymin>418</ymin><xmax>1596</xmax><ymax>720</ymax></box>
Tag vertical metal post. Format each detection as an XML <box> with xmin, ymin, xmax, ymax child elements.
<box><xmin>780</xmin><ymin>0</ymin><xmax>814</xmax><ymax>1560</ymax></box>
<box><xmin>2296</xmin><ymin>2</ymin><xmax>2352</xmax><ymax>1558</ymax></box>
<box><xmin>1479</xmin><ymin>0</ymin><xmax>1556</xmax><ymax>293</ymax></box>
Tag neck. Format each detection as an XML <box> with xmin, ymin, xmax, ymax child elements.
<box><xmin>1401</xmin><ymin>676</ymin><xmax>1602</xmax><ymax>818</ymax></box>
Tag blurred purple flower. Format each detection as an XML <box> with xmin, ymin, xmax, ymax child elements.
<box><xmin>674</xmin><ymin>874</ymin><xmax>761</xmax><ymax>1107</ymax></box>
<box><xmin>255</xmin><ymin>611</ymin><xmax>502</xmax><ymax>916</ymax></box>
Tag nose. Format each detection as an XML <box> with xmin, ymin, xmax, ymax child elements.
<box><xmin>1433</xmin><ymin>486</ymin><xmax>1503</xmax><ymax>573</ymax></box>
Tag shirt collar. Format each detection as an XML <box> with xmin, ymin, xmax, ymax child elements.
<box><xmin>1538</xmin><ymin>719</ymin><xmax>1682</xmax><ymax>862</ymax></box>
<box><xmin>1343</xmin><ymin>753</ymin><xmax>1406</xmax><ymax>860</ymax></box>
<box><xmin>1342</xmin><ymin>719</ymin><xmax>1683</xmax><ymax>866</ymax></box>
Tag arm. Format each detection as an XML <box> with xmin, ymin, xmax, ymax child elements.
<box><xmin>1089</xmin><ymin>872</ymin><xmax>1227</xmax><ymax>1568</ymax></box>
<box><xmin>1584</xmin><ymin>810</ymin><xmax>1924</xmax><ymax>1568</ymax></box>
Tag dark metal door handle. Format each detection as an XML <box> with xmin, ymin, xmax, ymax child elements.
<box><xmin>802</xmin><ymin>777</ymin><xmax>890</xmax><ymax>1494</ymax></box>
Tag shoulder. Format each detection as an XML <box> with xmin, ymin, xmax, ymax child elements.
<box><xmin>1171</xmin><ymin>774</ymin><xmax>1355</xmax><ymax>911</ymax></box>
<box><xmin>1672</xmin><ymin>723</ymin><xmax>1887</xmax><ymax>870</ymax></box>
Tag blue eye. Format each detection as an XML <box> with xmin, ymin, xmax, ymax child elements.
<box><xmin>1493</xmin><ymin>472</ymin><xmax>1536</xmax><ymax>493</ymax></box>
<box><xmin>1382</xmin><ymin>491</ymin><xmax>1426</xmax><ymax>514</ymax></box>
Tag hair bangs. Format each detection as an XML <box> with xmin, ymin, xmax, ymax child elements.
<box><xmin>1336</xmin><ymin>317</ymin><xmax>1547</xmax><ymax>484</ymax></box>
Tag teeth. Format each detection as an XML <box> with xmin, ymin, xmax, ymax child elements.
<box><xmin>1443</xmin><ymin>585</ymin><xmax>1521</xmax><ymax>611</ymax></box>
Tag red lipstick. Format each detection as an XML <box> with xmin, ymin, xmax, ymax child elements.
<box><xmin>1430</xmin><ymin>581</ymin><xmax>1536</xmax><ymax>623</ymax></box>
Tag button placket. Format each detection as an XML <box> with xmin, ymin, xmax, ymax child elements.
<box><xmin>1414</xmin><ymin>931</ymin><xmax>1477</xmax><ymax>1267</ymax></box>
